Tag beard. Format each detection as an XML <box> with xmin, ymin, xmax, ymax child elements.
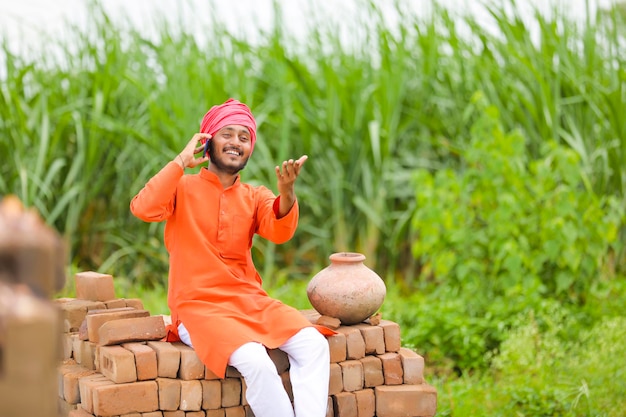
<box><xmin>208</xmin><ymin>140</ymin><xmax>249</xmax><ymax>175</ymax></box>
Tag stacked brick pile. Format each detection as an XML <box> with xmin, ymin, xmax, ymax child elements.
<box><xmin>58</xmin><ymin>271</ymin><xmax>437</xmax><ymax>417</ymax></box>
<box><xmin>0</xmin><ymin>195</ymin><xmax>66</xmax><ymax>417</ymax></box>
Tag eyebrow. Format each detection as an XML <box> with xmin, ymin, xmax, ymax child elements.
<box><xmin>222</xmin><ymin>126</ymin><xmax>250</xmax><ymax>135</ymax></box>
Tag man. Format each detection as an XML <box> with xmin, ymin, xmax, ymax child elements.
<box><xmin>130</xmin><ymin>98</ymin><xmax>333</xmax><ymax>417</ymax></box>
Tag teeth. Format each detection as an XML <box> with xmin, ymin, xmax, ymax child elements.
<box><xmin>225</xmin><ymin>150</ymin><xmax>239</xmax><ymax>155</ymax></box>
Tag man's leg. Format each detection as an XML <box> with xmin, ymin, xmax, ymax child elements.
<box><xmin>178</xmin><ymin>322</ymin><xmax>193</xmax><ymax>347</ymax></box>
<box><xmin>278</xmin><ymin>327</ymin><xmax>330</xmax><ymax>417</ymax></box>
<box><xmin>229</xmin><ymin>342</ymin><xmax>295</xmax><ymax>417</ymax></box>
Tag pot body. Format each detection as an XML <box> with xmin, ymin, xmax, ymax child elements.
<box><xmin>307</xmin><ymin>252</ymin><xmax>386</xmax><ymax>325</ymax></box>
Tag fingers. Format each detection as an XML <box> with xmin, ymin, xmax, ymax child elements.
<box><xmin>275</xmin><ymin>155</ymin><xmax>308</xmax><ymax>179</ymax></box>
<box><xmin>180</xmin><ymin>133</ymin><xmax>211</xmax><ymax>168</ymax></box>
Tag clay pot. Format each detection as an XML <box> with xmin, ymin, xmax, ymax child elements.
<box><xmin>307</xmin><ymin>252</ymin><xmax>386</xmax><ymax>325</ymax></box>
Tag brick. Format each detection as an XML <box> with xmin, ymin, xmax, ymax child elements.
<box><xmin>78</xmin><ymin>374</ymin><xmax>113</xmax><ymax>414</ymax></box>
<box><xmin>354</xmin><ymin>324</ymin><xmax>385</xmax><ymax>355</ymax></box>
<box><xmin>226</xmin><ymin>366</ymin><xmax>242</xmax><ymax>378</ymax></box>
<box><xmin>63</xmin><ymin>332</ymin><xmax>76</xmax><ymax>359</ymax></box>
<box><xmin>174</xmin><ymin>342</ymin><xmax>206</xmax><ymax>380</ymax></box>
<box><xmin>58</xmin><ymin>363</ymin><xmax>85</xmax><ymax>399</ymax></box>
<box><xmin>268</xmin><ymin>348</ymin><xmax>290</xmax><ymax>373</ymax></box>
<box><xmin>0</xmin><ymin>376</ymin><xmax>58</xmax><ymax>417</ymax></box>
<box><xmin>92</xmin><ymin>381</ymin><xmax>159</xmax><ymax>416</ymax></box>
<box><xmin>337</xmin><ymin>327</ymin><xmax>365</xmax><ymax>360</ymax></box>
<box><xmin>147</xmin><ymin>341</ymin><xmax>181</xmax><ymax>378</ymax></box>
<box><xmin>72</xmin><ymin>335</ymin><xmax>84</xmax><ymax>364</ymax></box>
<box><xmin>378</xmin><ymin>352</ymin><xmax>403</xmax><ymax>385</ymax></box>
<box><xmin>75</xmin><ymin>271</ymin><xmax>115</xmax><ymax>301</ymax></box>
<box><xmin>300</xmin><ymin>309</ymin><xmax>321</xmax><ymax>324</ymax></box>
<box><xmin>327</xmin><ymin>332</ymin><xmax>347</xmax><ymax>363</ymax></box>
<box><xmin>59</xmin><ymin>394</ymin><xmax>78</xmax><ymax>415</ymax></box>
<box><xmin>225</xmin><ymin>406</ymin><xmax>246</xmax><ymax>417</ymax></box>
<box><xmin>79</xmin><ymin>341</ymin><xmax>97</xmax><ymax>370</ymax></box>
<box><xmin>221</xmin><ymin>378</ymin><xmax>242</xmax><ymax>407</ymax></box>
<box><xmin>398</xmin><ymin>347</ymin><xmax>425</xmax><ymax>385</ymax></box>
<box><xmin>339</xmin><ymin>360</ymin><xmax>364</xmax><ymax>392</ymax></box>
<box><xmin>89</xmin><ymin>306</ymin><xmax>136</xmax><ymax>315</ymax></box>
<box><xmin>3</xmin><ymin>296</ymin><xmax>61</xmax><ymax>381</ymax></box>
<box><xmin>157</xmin><ymin>378</ymin><xmax>181</xmax><ymax>411</ymax></box>
<box><xmin>163</xmin><ymin>412</ymin><xmax>186</xmax><ymax>417</ymax></box>
<box><xmin>329</xmin><ymin>363</ymin><xmax>343</xmax><ymax>395</ymax></box>
<box><xmin>104</xmin><ymin>298</ymin><xmax>127</xmax><ymax>309</ymax></box>
<box><xmin>332</xmin><ymin>391</ymin><xmax>357</xmax><ymax>417</ymax></box>
<box><xmin>375</xmin><ymin>384</ymin><xmax>437</xmax><ymax>417</ymax></box>
<box><xmin>245</xmin><ymin>404</ymin><xmax>256</xmax><ymax>417</ymax></box>
<box><xmin>120</xmin><ymin>413</ymin><xmax>142</xmax><ymax>417</ymax></box>
<box><xmin>99</xmin><ymin>345</ymin><xmax>138</xmax><ymax>383</ymax></box>
<box><xmin>354</xmin><ymin>389</ymin><xmax>375</xmax><ymax>417</ymax></box>
<box><xmin>142</xmin><ymin>411</ymin><xmax>164</xmax><ymax>417</ymax></box>
<box><xmin>93</xmin><ymin>345</ymin><xmax>101</xmax><ymax>371</ymax></box>
<box><xmin>201</xmin><ymin>379</ymin><xmax>222</xmax><ymax>410</ymax></box>
<box><xmin>366</xmin><ymin>312</ymin><xmax>381</xmax><ymax>326</ymax></box>
<box><xmin>123</xmin><ymin>342</ymin><xmax>158</xmax><ymax>381</ymax></box>
<box><xmin>99</xmin><ymin>315</ymin><xmax>166</xmax><ymax>346</ymax></box>
<box><xmin>378</xmin><ymin>320</ymin><xmax>401</xmax><ymax>352</ymax></box>
<box><xmin>69</xmin><ymin>409</ymin><xmax>95</xmax><ymax>417</ymax></box>
<box><xmin>124</xmin><ymin>298</ymin><xmax>145</xmax><ymax>310</ymax></box>
<box><xmin>86</xmin><ymin>308</ymin><xmax>150</xmax><ymax>343</ymax></box>
<box><xmin>316</xmin><ymin>315</ymin><xmax>341</xmax><ymax>329</ymax></box>
<box><xmin>241</xmin><ymin>378</ymin><xmax>249</xmax><ymax>406</ymax></box>
<box><xmin>63</xmin><ymin>367</ymin><xmax>97</xmax><ymax>404</ymax></box>
<box><xmin>206</xmin><ymin>410</ymin><xmax>226</xmax><ymax>417</ymax></box>
<box><xmin>79</xmin><ymin>318</ymin><xmax>89</xmax><ymax>340</ymax></box>
<box><xmin>180</xmin><ymin>380</ymin><xmax>203</xmax><ymax>411</ymax></box>
<box><xmin>360</xmin><ymin>356</ymin><xmax>384</xmax><ymax>388</ymax></box>
<box><xmin>60</xmin><ymin>299</ymin><xmax>105</xmax><ymax>332</ymax></box>
<box><xmin>0</xmin><ymin>211</ymin><xmax>63</xmax><ymax>291</ymax></box>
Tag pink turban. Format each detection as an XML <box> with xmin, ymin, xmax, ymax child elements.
<box><xmin>199</xmin><ymin>98</ymin><xmax>257</xmax><ymax>153</ymax></box>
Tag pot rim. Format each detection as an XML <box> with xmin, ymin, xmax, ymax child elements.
<box><xmin>329</xmin><ymin>252</ymin><xmax>366</xmax><ymax>263</ymax></box>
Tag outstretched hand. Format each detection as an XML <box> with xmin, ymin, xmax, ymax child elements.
<box><xmin>275</xmin><ymin>155</ymin><xmax>308</xmax><ymax>196</ymax></box>
<box><xmin>177</xmin><ymin>133</ymin><xmax>211</xmax><ymax>169</ymax></box>
<box><xmin>275</xmin><ymin>155</ymin><xmax>308</xmax><ymax>218</ymax></box>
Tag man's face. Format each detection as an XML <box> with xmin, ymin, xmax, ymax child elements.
<box><xmin>208</xmin><ymin>124</ymin><xmax>252</xmax><ymax>175</ymax></box>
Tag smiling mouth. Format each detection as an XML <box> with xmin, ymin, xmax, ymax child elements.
<box><xmin>224</xmin><ymin>148</ymin><xmax>242</xmax><ymax>156</ymax></box>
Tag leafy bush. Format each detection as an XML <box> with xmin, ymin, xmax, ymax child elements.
<box><xmin>410</xmin><ymin>95</ymin><xmax>624</xmax><ymax>303</ymax></box>
<box><xmin>398</xmin><ymin>97</ymin><xmax>625</xmax><ymax>373</ymax></box>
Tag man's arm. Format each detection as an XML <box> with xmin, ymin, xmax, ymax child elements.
<box><xmin>130</xmin><ymin>134</ymin><xmax>211</xmax><ymax>222</ymax></box>
<box><xmin>275</xmin><ymin>155</ymin><xmax>308</xmax><ymax>218</ymax></box>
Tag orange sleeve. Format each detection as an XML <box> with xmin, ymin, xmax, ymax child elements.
<box><xmin>130</xmin><ymin>161</ymin><xmax>183</xmax><ymax>222</ymax></box>
<box><xmin>254</xmin><ymin>189</ymin><xmax>299</xmax><ymax>244</ymax></box>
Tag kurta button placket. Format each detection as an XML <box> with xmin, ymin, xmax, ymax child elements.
<box><xmin>217</xmin><ymin>193</ymin><xmax>227</xmax><ymax>243</ymax></box>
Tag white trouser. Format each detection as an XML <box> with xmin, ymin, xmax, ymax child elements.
<box><xmin>178</xmin><ymin>324</ymin><xmax>330</xmax><ymax>417</ymax></box>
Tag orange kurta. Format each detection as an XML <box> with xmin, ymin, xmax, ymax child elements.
<box><xmin>130</xmin><ymin>162</ymin><xmax>327</xmax><ymax>377</ymax></box>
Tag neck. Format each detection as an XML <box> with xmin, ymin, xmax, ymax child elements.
<box><xmin>208</xmin><ymin>165</ymin><xmax>239</xmax><ymax>188</ymax></box>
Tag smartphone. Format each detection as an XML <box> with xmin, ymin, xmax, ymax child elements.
<box><xmin>203</xmin><ymin>139</ymin><xmax>210</xmax><ymax>158</ymax></box>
